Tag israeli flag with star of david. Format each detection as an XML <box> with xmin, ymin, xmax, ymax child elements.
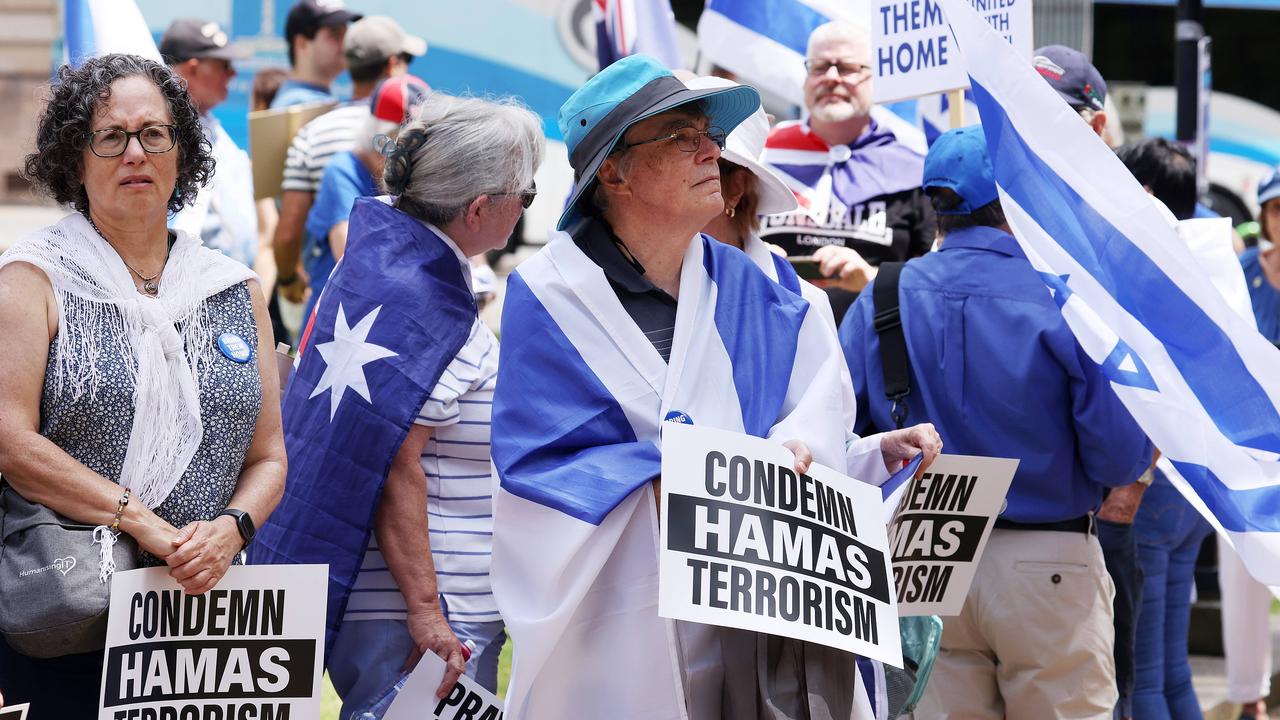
<box><xmin>937</xmin><ymin>0</ymin><xmax>1280</xmax><ymax>584</ymax></box>
<box><xmin>250</xmin><ymin>197</ymin><xmax>476</xmax><ymax>656</ymax></box>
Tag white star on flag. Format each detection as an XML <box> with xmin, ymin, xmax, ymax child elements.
<box><xmin>309</xmin><ymin>303</ymin><xmax>398</xmax><ymax>420</ymax></box>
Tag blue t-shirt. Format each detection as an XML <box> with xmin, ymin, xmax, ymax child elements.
<box><xmin>1241</xmin><ymin>246</ymin><xmax>1280</xmax><ymax>343</ymax></box>
<box><xmin>269</xmin><ymin>79</ymin><xmax>335</xmax><ymax>110</ymax></box>
<box><xmin>302</xmin><ymin>151</ymin><xmax>377</xmax><ymax>317</ymax></box>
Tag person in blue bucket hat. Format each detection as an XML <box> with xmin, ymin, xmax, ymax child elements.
<box><xmin>556</xmin><ymin>54</ymin><xmax>759</xmax><ymax>231</ymax></box>
<box><xmin>489</xmin><ymin>55</ymin><xmax>899</xmax><ymax>720</ymax></box>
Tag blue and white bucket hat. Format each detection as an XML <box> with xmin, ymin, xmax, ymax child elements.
<box><xmin>557</xmin><ymin>55</ymin><xmax>761</xmax><ymax>231</ymax></box>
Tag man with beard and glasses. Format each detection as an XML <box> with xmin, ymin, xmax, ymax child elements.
<box><xmin>762</xmin><ymin>19</ymin><xmax>936</xmax><ymax>323</ymax></box>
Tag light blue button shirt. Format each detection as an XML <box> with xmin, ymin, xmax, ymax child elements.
<box><xmin>172</xmin><ymin>114</ymin><xmax>258</xmax><ymax>267</ymax></box>
<box><xmin>840</xmin><ymin>225</ymin><xmax>1153</xmax><ymax>522</ymax></box>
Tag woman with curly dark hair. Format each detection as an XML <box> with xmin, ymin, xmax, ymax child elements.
<box><xmin>0</xmin><ymin>54</ymin><xmax>285</xmax><ymax>718</ymax></box>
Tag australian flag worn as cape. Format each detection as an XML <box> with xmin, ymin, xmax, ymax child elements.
<box><xmin>250</xmin><ymin>198</ymin><xmax>476</xmax><ymax>658</ymax></box>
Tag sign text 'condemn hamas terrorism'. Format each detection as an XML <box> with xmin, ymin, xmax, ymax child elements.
<box><xmin>887</xmin><ymin>454</ymin><xmax>1017</xmax><ymax>617</ymax></box>
<box><xmin>659</xmin><ymin>424</ymin><xmax>901</xmax><ymax>666</ymax></box>
<box><xmin>871</xmin><ymin>0</ymin><xmax>1033</xmax><ymax>103</ymax></box>
<box><xmin>100</xmin><ymin>565</ymin><xmax>327</xmax><ymax>720</ymax></box>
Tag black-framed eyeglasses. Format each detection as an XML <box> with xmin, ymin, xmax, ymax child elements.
<box><xmin>88</xmin><ymin>124</ymin><xmax>177</xmax><ymax>158</ymax></box>
<box><xmin>804</xmin><ymin>58</ymin><xmax>871</xmax><ymax>78</ymax></box>
<box><xmin>492</xmin><ymin>180</ymin><xmax>537</xmax><ymax>209</ymax></box>
<box><xmin>621</xmin><ymin>126</ymin><xmax>727</xmax><ymax>153</ymax></box>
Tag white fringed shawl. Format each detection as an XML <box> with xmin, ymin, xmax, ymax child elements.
<box><xmin>0</xmin><ymin>212</ymin><xmax>255</xmax><ymax>521</ymax></box>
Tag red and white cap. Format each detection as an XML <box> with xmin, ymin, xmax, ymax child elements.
<box><xmin>369</xmin><ymin>74</ymin><xmax>431</xmax><ymax>125</ymax></box>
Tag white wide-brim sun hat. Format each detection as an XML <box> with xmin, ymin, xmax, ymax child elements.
<box><xmin>685</xmin><ymin>76</ymin><xmax>798</xmax><ymax>217</ymax></box>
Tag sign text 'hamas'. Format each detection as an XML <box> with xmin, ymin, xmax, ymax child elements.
<box><xmin>887</xmin><ymin>454</ymin><xmax>1017</xmax><ymax>616</ymax></box>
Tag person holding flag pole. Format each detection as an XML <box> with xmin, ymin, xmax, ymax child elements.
<box><xmin>922</xmin><ymin>0</ymin><xmax>1280</xmax><ymax>714</ymax></box>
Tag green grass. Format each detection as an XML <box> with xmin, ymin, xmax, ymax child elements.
<box><xmin>321</xmin><ymin>641</ymin><xmax>512</xmax><ymax>719</ymax></box>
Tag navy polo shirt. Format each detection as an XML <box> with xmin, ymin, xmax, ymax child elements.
<box><xmin>571</xmin><ymin>218</ymin><xmax>678</xmax><ymax>362</ymax></box>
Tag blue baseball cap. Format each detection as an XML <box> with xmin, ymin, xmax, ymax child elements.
<box><xmin>1258</xmin><ymin>166</ymin><xmax>1280</xmax><ymax>207</ymax></box>
<box><xmin>923</xmin><ymin>126</ymin><xmax>999</xmax><ymax>215</ymax></box>
<box><xmin>556</xmin><ymin>55</ymin><xmax>761</xmax><ymax>231</ymax></box>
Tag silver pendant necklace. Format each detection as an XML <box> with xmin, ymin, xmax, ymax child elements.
<box><xmin>84</xmin><ymin>214</ymin><xmax>167</xmax><ymax>296</ymax></box>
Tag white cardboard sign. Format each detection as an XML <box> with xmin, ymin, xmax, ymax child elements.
<box><xmin>658</xmin><ymin>423</ymin><xmax>902</xmax><ymax>667</ymax></box>
<box><xmin>98</xmin><ymin>564</ymin><xmax>327</xmax><ymax>720</ymax></box>
<box><xmin>0</xmin><ymin>704</ymin><xmax>30</xmax><ymax>720</ymax></box>
<box><xmin>871</xmin><ymin>0</ymin><xmax>1033</xmax><ymax>103</ymax></box>
<box><xmin>887</xmin><ymin>454</ymin><xmax>1017</xmax><ymax>616</ymax></box>
<box><xmin>383</xmin><ymin>651</ymin><xmax>505</xmax><ymax>720</ymax></box>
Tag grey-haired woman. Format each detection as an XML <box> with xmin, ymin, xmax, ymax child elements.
<box><xmin>297</xmin><ymin>92</ymin><xmax>543</xmax><ymax>718</ymax></box>
<box><xmin>0</xmin><ymin>54</ymin><xmax>285</xmax><ymax>717</ymax></box>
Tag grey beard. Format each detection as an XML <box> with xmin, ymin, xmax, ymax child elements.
<box><xmin>811</xmin><ymin>99</ymin><xmax>868</xmax><ymax>124</ymax></box>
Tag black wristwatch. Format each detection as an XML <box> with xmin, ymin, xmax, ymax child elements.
<box><xmin>217</xmin><ymin>508</ymin><xmax>256</xmax><ymax>548</ymax></box>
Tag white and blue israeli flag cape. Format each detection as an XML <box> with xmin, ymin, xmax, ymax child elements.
<box><xmin>491</xmin><ymin>231</ymin><xmax>886</xmax><ymax>719</ymax></box>
<box><xmin>938</xmin><ymin>0</ymin><xmax>1280</xmax><ymax>585</ymax></box>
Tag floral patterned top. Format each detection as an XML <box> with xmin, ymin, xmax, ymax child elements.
<box><xmin>39</xmin><ymin>282</ymin><xmax>262</xmax><ymax>565</ymax></box>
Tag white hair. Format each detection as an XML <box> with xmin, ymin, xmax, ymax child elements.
<box><xmin>387</xmin><ymin>92</ymin><xmax>545</xmax><ymax>226</ymax></box>
<box><xmin>806</xmin><ymin>19</ymin><xmax>871</xmax><ymax>57</ymax></box>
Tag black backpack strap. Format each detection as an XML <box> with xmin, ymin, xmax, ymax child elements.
<box><xmin>872</xmin><ymin>262</ymin><xmax>911</xmax><ymax>430</ymax></box>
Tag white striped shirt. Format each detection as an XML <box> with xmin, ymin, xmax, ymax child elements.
<box><xmin>281</xmin><ymin>102</ymin><xmax>368</xmax><ymax>194</ymax></box>
<box><xmin>343</xmin><ymin>317</ymin><xmax>500</xmax><ymax>623</ymax></box>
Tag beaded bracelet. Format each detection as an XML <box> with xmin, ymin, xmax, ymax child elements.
<box><xmin>109</xmin><ymin>489</ymin><xmax>131</xmax><ymax>532</ymax></box>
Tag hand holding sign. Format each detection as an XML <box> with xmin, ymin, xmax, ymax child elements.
<box><xmin>879</xmin><ymin>423</ymin><xmax>943</xmax><ymax>473</ymax></box>
<box><xmin>781</xmin><ymin>439</ymin><xmax>813</xmax><ymax>474</ymax></box>
<box><xmin>406</xmin><ymin>607</ymin><xmax>466</xmax><ymax>699</ymax></box>
<box><xmin>383</xmin><ymin>650</ymin><xmax>504</xmax><ymax>720</ymax></box>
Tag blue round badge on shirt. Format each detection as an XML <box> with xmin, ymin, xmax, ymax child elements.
<box><xmin>664</xmin><ymin>410</ymin><xmax>694</xmax><ymax>425</ymax></box>
<box><xmin>217</xmin><ymin>333</ymin><xmax>253</xmax><ymax>364</ymax></box>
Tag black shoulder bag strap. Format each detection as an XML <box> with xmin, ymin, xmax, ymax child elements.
<box><xmin>872</xmin><ymin>262</ymin><xmax>911</xmax><ymax>430</ymax></box>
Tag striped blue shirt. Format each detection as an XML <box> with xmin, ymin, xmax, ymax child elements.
<box><xmin>343</xmin><ymin>317</ymin><xmax>500</xmax><ymax>622</ymax></box>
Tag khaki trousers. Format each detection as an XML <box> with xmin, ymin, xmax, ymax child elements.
<box><xmin>915</xmin><ymin>528</ymin><xmax>1117</xmax><ymax>719</ymax></box>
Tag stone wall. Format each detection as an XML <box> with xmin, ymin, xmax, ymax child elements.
<box><xmin>0</xmin><ymin>0</ymin><xmax>57</xmax><ymax>205</ymax></box>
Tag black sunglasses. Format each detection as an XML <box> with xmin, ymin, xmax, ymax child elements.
<box><xmin>493</xmin><ymin>180</ymin><xmax>537</xmax><ymax>209</ymax></box>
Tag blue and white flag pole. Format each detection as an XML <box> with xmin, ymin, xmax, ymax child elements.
<box><xmin>937</xmin><ymin>0</ymin><xmax>1280</xmax><ymax>584</ymax></box>
<box><xmin>595</xmin><ymin>0</ymin><xmax>683</xmax><ymax>70</ymax></box>
<box><xmin>696</xmin><ymin>0</ymin><xmax>833</xmax><ymax>105</ymax></box>
<box><xmin>64</xmin><ymin>0</ymin><xmax>161</xmax><ymax>69</ymax></box>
